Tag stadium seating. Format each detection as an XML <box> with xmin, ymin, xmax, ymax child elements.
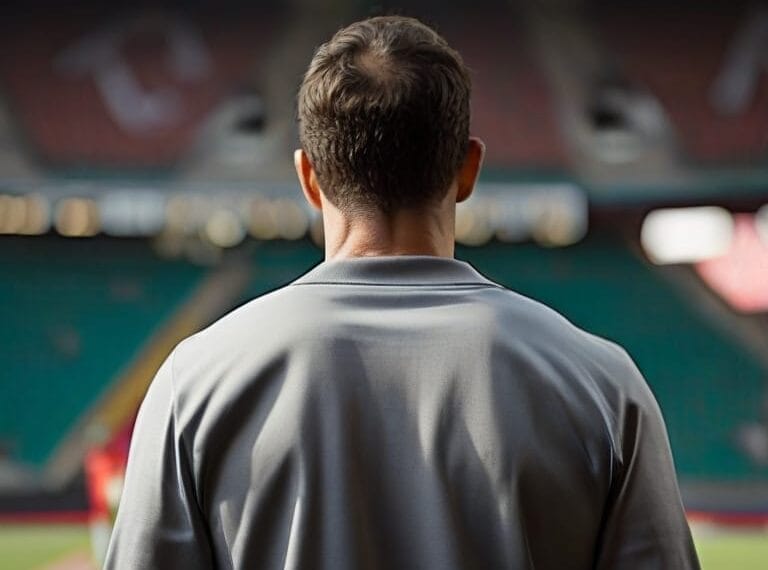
<box><xmin>0</xmin><ymin>238</ymin><xmax>206</xmax><ymax>469</ymax></box>
<box><xmin>427</xmin><ymin>3</ymin><xmax>567</xmax><ymax>168</ymax></box>
<box><xmin>0</xmin><ymin>8</ymin><xmax>284</xmax><ymax>169</ymax></box>
<box><xmin>243</xmin><ymin>240</ymin><xmax>322</xmax><ymax>300</ymax></box>
<box><xmin>596</xmin><ymin>5</ymin><xmax>768</xmax><ymax>164</ymax></box>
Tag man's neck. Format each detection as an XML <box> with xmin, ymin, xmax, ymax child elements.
<box><xmin>322</xmin><ymin>205</ymin><xmax>456</xmax><ymax>260</ymax></box>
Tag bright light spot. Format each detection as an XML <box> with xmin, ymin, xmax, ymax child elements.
<box><xmin>0</xmin><ymin>195</ymin><xmax>26</xmax><ymax>234</ymax></box>
<box><xmin>475</xmin><ymin>183</ymin><xmax>587</xmax><ymax>246</ymax></box>
<box><xmin>165</xmin><ymin>195</ymin><xmax>192</xmax><ymax>233</ymax></box>
<box><xmin>273</xmin><ymin>199</ymin><xmax>309</xmax><ymax>240</ymax></box>
<box><xmin>455</xmin><ymin>204</ymin><xmax>475</xmax><ymax>241</ymax></box>
<box><xmin>166</xmin><ymin>194</ymin><xmax>208</xmax><ymax>236</ymax></box>
<box><xmin>100</xmin><ymin>191</ymin><xmax>165</xmax><ymax>236</ymax></box>
<box><xmin>204</xmin><ymin>209</ymin><xmax>245</xmax><ymax>248</ymax></box>
<box><xmin>456</xmin><ymin>202</ymin><xmax>493</xmax><ymax>246</ymax></box>
<box><xmin>532</xmin><ymin>197</ymin><xmax>588</xmax><ymax>247</ymax></box>
<box><xmin>0</xmin><ymin>194</ymin><xmax>51</xmax><ymax>235</ymax></box>
<box><xmin>55</xmin><ymin>198</ymin><xmax>100</xmax><ymax>237</ymax></box>
<box><xmin>641</xmin><ymin>206</ymin><xmax>733</xmax><ymax>264</ymax></box>
<box><xmin>19</xmin><ymin>194</ymin><xmax>51</xmax><ymax>235</ymax></box>
<box><xmin>248</xmin><ymin>199</ymin><xmax>278</xmax><ymax>240</ymax></box>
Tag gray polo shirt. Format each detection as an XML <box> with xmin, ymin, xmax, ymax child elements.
<box><xmin>106</xmin><ymin>256</ymin><xmax>699</xmax><ymax>569</ymax></box>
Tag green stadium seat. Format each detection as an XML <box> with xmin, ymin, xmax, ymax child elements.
<box><xmin>0</xmin><ymin>238</ymin><xmax>206</xmax><ymax>469</ymax></box>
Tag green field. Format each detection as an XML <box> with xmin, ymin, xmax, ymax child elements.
<box><xmin>0</xmin><ymin>523</ymin><xmax>765</xmax><ymax>569</ymax></box>
<box><xmin>0</xmin><ymin>524</ymin><xmax>91</xmax><ymax>569</ymax></box>
<box><xmin>694</xmin><ymin>530</ymin><xmax>768</xmax><ymax>570</ymax></box>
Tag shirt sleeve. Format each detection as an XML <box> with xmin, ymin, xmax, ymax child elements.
<box><xmin>595</xmin><ymin>354</ymin><xmax>700</xmax><ymax>570</ymax></box>
<box><xmin>104</xmin><ymin>349</ymin><xmax>215</xmax><ymax>570</ymax></box>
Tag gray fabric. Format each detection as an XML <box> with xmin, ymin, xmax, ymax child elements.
<box><xmin>106</xmin><ymin>256</ymin><xmax>700</xmax><ymax>569</ymax></box>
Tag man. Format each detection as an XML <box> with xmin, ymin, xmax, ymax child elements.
<box><xmin>106</xmin><ymin>16</ymin><xmax>700</xmax><ymax>569</ymax></box>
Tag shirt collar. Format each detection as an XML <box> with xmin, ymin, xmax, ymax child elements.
<box><xmin>292</xmin><ymin>255</ymin><xmax>497</xmax><ymax>287</ymax></box>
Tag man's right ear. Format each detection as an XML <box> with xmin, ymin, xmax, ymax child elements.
<box><xmin>294</xmin><ymin>149</ymin><xmax>323</xmax><ymax>212</ymax></box>
<box><xmin>456</xmin><ymin>137</ymin><xmax>485</xmax><ymax>203</ymax></box>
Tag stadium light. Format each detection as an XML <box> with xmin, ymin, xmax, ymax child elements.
<box><xmin>100</xmin><ymin>191</ymin><xmax>165</xmax><ymax>237</ymax></box>
<box><xmin>166</xmin><ymin>194</ymin><xmax>210</xmax><ymax>236</ymax></box>
<box><xmin>0</xmin><ymin>193</ymin><xmax>48</xmax><ymax>234</ymax></box>
<box><xmin>248</xmin><ymin>198</ymin><xmax>279</xmax><ymax>240</ymax></box>
<box><xmin>640</xmin><ymin>206</ymin><xmax>734</xmax><ymax>264</ymax></box>
<box><xmin>531</xmin><ymin>195</ymin><xmax>588</xmax><ymax>247</ymax></box>
<box><xmin>18</xmin><ymin>194</ymin><xmax>51</xmax><ymax>235</ymax></box>
<box><xmin>272</xmin><ymin>199</ymin><xmax>310</xmax><ymax>240</ymax></box>
<box><xmin>54</xmin><ymin>198</ymin><xmax>100</xmax><ymax>237</ymax></box>
<box><xmin>165</xmin><ymin>194</ymin><xmax>193</xmax><ymax>235</ymax></box>
<box><xmin>0</xmin><ymin>194</ymin><xmax>26</xmax><ymax>234</ymax></box>
<box><xmin>456</xmin><ymin>199</ymin><xmax>494</xmax><ymax>246</ymax></box>
<box><xmin>478</xmin><ymin>183</ymin><xmax>588</xmax><ymax>246</ymax></box>
<box><xmin>204</xmin><ymin>209</ymin><xmax>246</xmax><ymax>248</ymax></box>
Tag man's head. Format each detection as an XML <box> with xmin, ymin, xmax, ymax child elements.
<box><xmin>296</xmin><ymin>16</ymin><xmax>483</xmax><ymax>219</ymax></box>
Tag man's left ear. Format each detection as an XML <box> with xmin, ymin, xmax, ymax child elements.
<box><xmin>456</xmin><ymin>137</ymin><xmax>485</xmax><ymax>203</ymax></box>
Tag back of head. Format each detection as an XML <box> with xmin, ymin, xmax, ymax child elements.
<box><xmin>297</xmin><ymin>16</ymin><xmax>471</xmax><ymax>215</ymax></box>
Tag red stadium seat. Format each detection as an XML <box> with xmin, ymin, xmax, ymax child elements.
<box><xmin>437</xmin><ymin>11</ymin><xmax>567</xmax><ymax>168</ymax></box>
<box><xmin>597</xmin><ymin>6</ymin><xmax>768</xmax><ymax>164</ymax></box>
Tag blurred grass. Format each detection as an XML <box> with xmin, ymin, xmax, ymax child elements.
<box><xmin>0</xmin><ymin>524</ymin><xmax>90</xmax><ymax>569</ymax></box>
<box><xmin>695</xmin><ymin>532</ymin><xmax>768</xmax><ymax>570</ymax></box>
<box><xmin>0</xmin><ymin>523</ymin><xmax>766</xmax><ymax>569</ymax></box>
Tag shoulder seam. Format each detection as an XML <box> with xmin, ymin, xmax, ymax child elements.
<box><xmin>168</xmin><ymin>340</ymin><xmax>206</xmax><ymax>515</ymax></box>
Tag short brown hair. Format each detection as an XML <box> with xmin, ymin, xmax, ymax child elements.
<box><xmin>297</xmin><ymin>16</ymin><xmax>471</xmax><ymax>214</ymax></box>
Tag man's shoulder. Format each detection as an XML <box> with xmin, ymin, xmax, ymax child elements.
<box><xmin>475</xmin><ymin>284</ymin><xmax>600</xmax><ymax>345</ymax></box>
<box><xmin>178</xmin><ymin>282</ymin><xmax>315</xmax><ymax>358</ymax></box>
<box><xmin>169</xmin><ymin>272</ymin><xmax>646</xmax><ymax>410</ymax></box>
<box><xmin>478</xmin><ymin>284</ymin><xmax>646</xmax><ymax>393</ymax></box>
<box><xmin>164</xmin><ymin>282</ymin><xmax>317</xmax><ymax>411</ymax></box>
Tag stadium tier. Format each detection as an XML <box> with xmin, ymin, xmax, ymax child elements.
<box><xmin>0</xmin><ymin>6</ymin><xmax>284</xmax><ymax>170</ymax></box>
<box><xmin>596</xmin><ymin>4</ymin><xmax>768</xmax><ymax>164</ymax></box>
<box><xmin>438</xmin><ymin>9</ymin><xmax>567</xmax><ymax>168</ymax></box>
<box><xmin>0</xmin><ymin>238</ymin><xmax>206</xmax><ymax>473</ymax></box>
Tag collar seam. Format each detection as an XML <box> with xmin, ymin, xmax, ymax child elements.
<box><xmin>290</xmin><ymin>281</ymin><xmax>502</xmax><ymax>289</ymax></box>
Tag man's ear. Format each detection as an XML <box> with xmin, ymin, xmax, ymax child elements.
<box><xmin>456</xmin><ymin>137</ymin><xmax>485</xmax><ymax>203</ymax></box>
<box><xmin>294</xmin><ymin>149</ymin><xmax>323</xmax><ymax>211</ymax></box>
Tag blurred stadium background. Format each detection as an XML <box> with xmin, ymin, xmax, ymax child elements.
<box><xmin>1</xmin><ymin>0</ymin><xmax>767</xmax><ymax>567</ymax></box>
